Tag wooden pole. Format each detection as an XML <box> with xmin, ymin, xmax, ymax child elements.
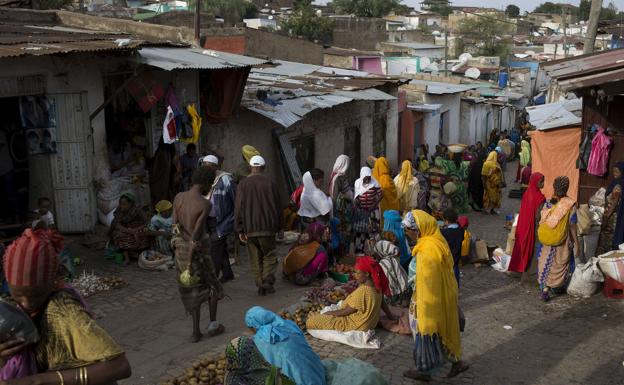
<box><xmin>194</xmin><ymin>0</ymin><xmax>201</xmax><ymax>47</ymax></box>
<box><xmin>584</xmin><ymin>0</ymin><xmax>603</xmax><ymax>54</ymax></box>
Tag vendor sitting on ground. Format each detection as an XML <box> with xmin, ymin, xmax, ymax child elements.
<box><xmin>244</xmin><ymin>306</ymin><xmax>327</xmax><ymax>385</ymax></box>
<box><xmin>282</xmin><ymin>221</ymin><xmax>329</xmax><ymax>286</ymax></box>
<box><xmin>145</xmin><ymin>200</ymin><xmax>174</xmax><ymax>257</ymax></box>
<box><xmin>306</xmin><ymin>256</ymin><xmax>396</xmax><ymax>332</ymax></box>
<box><xmin>109</xmin><ymin>192</ymin><xmax>151</xmax><ymax>265</ymax></box>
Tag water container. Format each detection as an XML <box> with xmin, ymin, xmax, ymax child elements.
<box><xmin>499</xmin><ymin>72</ymin><xmax>508</xmax><ymax>89</ymax></box>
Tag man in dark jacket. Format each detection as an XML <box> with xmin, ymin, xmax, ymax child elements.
<box><xmin>235</xmin><ymin>155</ymin><xmax>283</xmax><ymax>295</ymax></box>
<box><xmin>202</xmin><ymin>155</ymin><xmax>236</xmax><ymax>283</ymax></box>
<box><xmin>441</xmin><ymin>208</ymin><xmax>464</xmax><ymax>286</ymax></box>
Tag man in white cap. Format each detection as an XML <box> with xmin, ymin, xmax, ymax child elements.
<box><xmin>234</xmin><ymin>154</ymin><xmax>283</xmax><ymax>295</ymax></box>
<box><xmin>201</xmin><ymin>154</ymin><xmax>236</xmax><ymax>283</ymax></box>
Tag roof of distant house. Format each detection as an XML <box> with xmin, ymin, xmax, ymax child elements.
<box><xmin>382</xmin><ymin>42</ymin><xmax>443</xmax><ymax>50</ymax></box>
<box><xmin>324</xmin><ymin>46</ymin><xmax>383</xmax><ymax>57</ymax></box>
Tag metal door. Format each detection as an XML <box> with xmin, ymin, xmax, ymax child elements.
<box><xmin>49</xmin><ymin>92</ymin><xmax>95</xmax><ymax>232</ymax></box>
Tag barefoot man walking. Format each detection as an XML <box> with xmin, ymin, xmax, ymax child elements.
<box><xmin>172</xmin><ymin>166</ymin><xmax>225</xmax><ymax>342</ymax></box>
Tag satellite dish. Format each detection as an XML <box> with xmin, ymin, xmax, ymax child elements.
<box><xmin>419</xmin><ymin>57</ymin><xmax>431</xmax><ymax>69</ymax></box>
<box><xmin>465</xmin><ymin>67</ymin><xmax>481</xmax><ymax>79</ymax></box>
<box><xmin>428</xmin><ymin>63</ymin><xmax>439</xmax><ymax>74</ymax></box>
<box><xmin>459</xmin><ymin>52</ymin><xmax>472</xmax><ymax>62</ymax></box>
<box><xmin>316</xmin><ymin>9</ymin><xmax>322</xmax><ymax>16</ymax></box>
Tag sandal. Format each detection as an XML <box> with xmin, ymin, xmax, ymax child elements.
<box><xmin>448</xmin><ymin>362</ymin><xmax>470</xmax><ymax>378</ymax></box>
<box><xmin>403</xmin><ymin>369</ymin><xmax>431</xmax><ymax>382</ymax></box>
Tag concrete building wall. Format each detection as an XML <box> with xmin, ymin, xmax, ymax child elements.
<box><xmin>332</xmin><ymin>17</ymin><xmax>387</xmax><ymax>51</ymax></box>
<box><xmin>323</xmin><ymin>54</ymin><xmax>354</xmax><ymax>69</ymax></box>
<box><xmin>423</xmin><ymin>93</ymin><xmax>461</xmax><ymax>145</ymax></box>
<box><xmin>245</xmin><ymin>29</ymin><xmax>324</xmax><ymax>64</ymax></box>
<box><xmin>460</xmin><ymin>101</ymin><xmax>493</xmax><ymax>145</ymax></box>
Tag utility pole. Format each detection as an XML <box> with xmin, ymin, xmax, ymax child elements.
<box><xmin>444</xmin><ymin>28</ymin><xmax>448</xmax><ymax>77</ymax></box>
<box><xmin>562</xmin><ymin>8</ymin><xmax>568</xmax><ymax>58</ymax></box>
<box><xmin>584</xmin><ymin>0</ymin><xmax>603</xmax><ymax>54</ymax></box>
<box><xmin>194</xmin><ymin>0</ymin><xmax>201</xmax><ymax>47</ymax></box>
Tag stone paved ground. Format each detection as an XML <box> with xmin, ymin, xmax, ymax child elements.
<box><xmin>65</xmin><ymin>160</ymin><xmax>624</xmax><ymax>385</ymax></box>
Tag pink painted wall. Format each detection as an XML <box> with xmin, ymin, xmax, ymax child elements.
<box><xmin>353</xmin><ymin>57</ymin><xmax>383</xmax><ymax>75</ymax></box>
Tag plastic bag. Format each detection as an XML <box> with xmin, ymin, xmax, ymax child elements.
<box><xmin>588</xmin><ymin>187</ymin><xmax>606</xmax><ymax>208</ymax></box>
<box><xmin>323</xmin><ymin>358</ymin><xmax>389</xmax><ymax>385</ymax></box>
<box><xmin>567</xmin><ymin>257</ymin><xmax>604</xmax><ymax>298</ymax></box>
<box><xmin>0</xmin><ymin>301</ymin><xmax>39</xmax><ymax>344</ymax></box>
<box><xmin>598</xmin><ymin>251</ymin><xmax>624</xmax><ymax>284</ymax></box>
<box><xmin>491</xmin><ymin>248</ymin><xmax>511</xmax><ymax>272</ymax></box>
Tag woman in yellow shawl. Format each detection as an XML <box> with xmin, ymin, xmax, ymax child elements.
<box><xmin>394</xmin><ymin>160</ymin><xmax>420</xmax><ymax>213</ymax></box>
<box><xmin>401</xmin><ymin>210</ymin><xmax>468</xmax><ymax>381</ymax></box>
<box><xmin>516</xmin><ymin>139</ymin><xmax>531</xmax><ymax>183</ymax></box>
<box><xmin>372</xmin><ymin>157</ymin><xmax>400</xmax><ymax>228</ymax></box>
<box><xmin>481</xmin><ymin>151</ymin><xmax>504</xmax><ymax>215</ymax></box>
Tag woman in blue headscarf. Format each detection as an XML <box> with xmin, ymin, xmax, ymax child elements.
<box><xmin>383</xmin><ymin>210</ymin><xmax>411</xmax><ymax>272</ymax></box>
<box><xmin>245</xmin><ymin>306</ymin><xmax>326</xmax><ymax>385</ymax></box>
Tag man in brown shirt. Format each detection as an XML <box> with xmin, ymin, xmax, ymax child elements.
<box><xmin>172</xmin><ymin>166</ymin><xmax>224</xmax><ymax>342</ymax></box>
<box><xmin>235</xmin><ymin>155</ymin><xmax>283</xmax><ymax>295</ymax></box>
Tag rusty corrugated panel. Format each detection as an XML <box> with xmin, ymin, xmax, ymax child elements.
<box><xmin>541</xmin><ymin>48</ymin><xmax>624</xmax><ymax>80</ymax></box>
<box><xmin>0</xmin><ymin>40</ymin><xmax>144</xmax><ymax>58</ymax></box>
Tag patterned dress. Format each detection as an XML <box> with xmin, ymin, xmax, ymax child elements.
<box><xmin>537</xmin><ymin>202</ymin><xmax>577</xmax><ymax>290</ymax></box>
<box><xmin>596</xmin><ymin>184</ymin><xmax>621</xmax><ymax>255</ymax></box>
<box><xmin>306</xmin><ymin>285</ymin><xmax>382</xmax><ymax>332</ymax></box>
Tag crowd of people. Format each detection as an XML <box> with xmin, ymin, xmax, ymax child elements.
<box><xmin>3</xmin><ymin>123</ymin><xmax>623</xmax><ymax>385</ymax></box>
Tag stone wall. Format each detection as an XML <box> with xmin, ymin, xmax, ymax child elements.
<box><xmin>332</xmin><ymin>17</ymin><xmax>387</xmax><ymax>51</ymax></box>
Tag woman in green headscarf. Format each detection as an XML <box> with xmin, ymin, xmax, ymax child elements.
<box><xmin>516</xmin><ymin>139</ymin><xmax>531</xmax><ymax>183</ymax></box>
<box><xmin>224</xmin><ymin>336</ymin><xmax>295</xmax><ymax>385</ymax></box>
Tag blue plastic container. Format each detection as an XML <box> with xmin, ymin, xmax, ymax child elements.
<box><xmin>499</xmin><ymin>72</ymin><xmax>508</xmax><ymax>89</ymax></box>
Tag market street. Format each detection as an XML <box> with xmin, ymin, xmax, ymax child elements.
<box><xmin>65</xmin><ymin>162</ymin><xmax>624</xmax><ymax>385</ymax></box>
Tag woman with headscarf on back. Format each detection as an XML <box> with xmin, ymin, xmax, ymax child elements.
<box><xmin>328</xmin><ymin>155</ymin><xmax>353</xmax><ymax>252</ymax></box>
<box><xmin>283</xmin><ymin>222</ymin><xmax>329</xmax><ymax>286</ymax></box>
<box><xmin>307</xmin><ymin>256</ymin><xmax>396</xmax><ymax>332</ymax></box>
<box><xmin>372</xmin><ymin>240</ymin><xmax>410</xmax><ymax>306</ymax></box>
<box><xmin>298</xmin><ymin>169</ymin><xmax>333</xmax><ymax>227</ymax></box>
<box><xmin>383</xmin><ymin>210</ymin><xmax>411</xmax><ymax>272</ymax></box>
<box><xmin>352</xmin><ymin>167</ymin><xmax>382</xmax><ymax>254</ymax></box>
<box><xmin>245</xmin><ymin>306</ymin><xmax>326</xmax><ymax>385</ymax></box>
<box><xmin>394</xmin><ymin>160</ymin><xmax>420</xmax><ymax>213</ymax></box>
<box><xmin>402</xmin><ymin>210</ymin><xmax>469</xmax><ymax>381</ymax></box>
<box><xmin>508</xmin><ymin>173</ymin><xmax>545</xmax><ymax>275</ymax></box>
<box><xmin>0</xmin><ymin>229</ymin><xmax>131</xmax><ymax>384</ymax></box>
<box><xmin>372</xmin><ymin>157</ymin><xmax>399</xmax><ymax>229</ymax></box>
<box><xmin>596</xmin><ymin>162</ymin><xmax>624</xmax><ymax>255</ymax></box>
<box><xmin>536</xmin><ymin>176</ymin><xmax>580</xmax><ymax>302</ymax></box>
<box><xmin>481</xmin><ymin>151</ymin><xmax>504</xmax><ymax>215</ymax></box>
<box><xmin>150</xmin><ymin>138</ymin><xmax>179</xmax><ymax>205</ymax></box>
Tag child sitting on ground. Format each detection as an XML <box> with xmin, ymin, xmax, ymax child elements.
<box><xmin>145</xmin><ymin>200</ymin><xmax>174</xmax><ymax>257</ymax></box>
<box><xmin>440</xmin><ymin>208</ymin><xmax>464</xmax><ymax>286</ymax></box>
<box><xmin>32</xmin><ymin>197</ymin><xmax>55</xmax><ymax>230</ymax></box>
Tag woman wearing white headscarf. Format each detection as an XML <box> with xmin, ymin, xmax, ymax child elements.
<box><xmin>328</xmin><ymin>155</ymin><xmax>353</xmax><ymax>253</ymax></box>
<box><xmin>298</xmin><ymin>170</ymin><xmax>333</xmax><ymax>226</ymax></box>
<box><xmin>352</xmin><ymin>167</ymin><xmax>382</xmax><ymax>254</ymax></box>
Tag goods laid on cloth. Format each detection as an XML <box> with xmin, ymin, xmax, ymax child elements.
<box><xmin>567</xmin><ymin>257</ymin><xmax>604</xmax><ymax>298</ymax></box>
<box><xmin>138</xmin><ymin>250</ymin><xmax>174</xmax><ymax>271</ymax></box>
<box><xmin>302</xmin><ymin>278</ymin><xmax>358</xmax><ymax>305</ymax></box>
<box><xmin>597</xmin><ymin>251</ymin><xmax>624</xmax><ymax>284</ymax></box>
<box><xmin>159</xmin><ymin>353</ymin><xmax>227</xmax><ymax>385</ymax></box>
<box><xmin>491</xmin><ymin>248</ymin><xmax>511</xmax><ymax>272</ymax></box>
<box><xmin>278</xmin><ymin>302</ymin><xmax>324</xmax><ymax>331</ymax></box>
<box><xmin>307</xmin><ymin>328</ymin><xmax>381</xmax><ymax>349</ymax></box>
<box><xmin>70</xmin><ymin>272</ymin><xmax>128</xmax><ymax>297</ymax></box>
<box><xmin>323</xmin><ymin>358</ymin><xmax>389</xmax><ymax>385</ymax></box>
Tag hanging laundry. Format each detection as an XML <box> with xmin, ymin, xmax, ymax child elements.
<box><xmin>173</xmin><ymin>109</ymin><xmax>193</xmax><ymax>140</ymax></box>
<box><xmin>180</xmin><ymin>104</ymin><xmax>201</xmax><ymax>144</ymax></box>
<box><xmin>163</xmin><ymin>106</ymin><xmax>177</xmax><ymax>144</ymax></box>
<box><xmin>164</xmin><ymin>84</ymin><xmax>180</xmax><ymax>111</ymax></box>
<box><xmin>126</xmin><ymin>73</ymin><xmax>164</xmax><ymax>113</ymax></box>
<box><xmin>576</xmin><ymin>127</ymin><xmax>593</xmax><ymax>170</ymax></box>
<box><xmin>587</xmin><ymin>125</ymin><xmax>613</xmax><ymax>176</ymax></box>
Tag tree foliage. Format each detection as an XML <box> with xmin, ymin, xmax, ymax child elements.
<box><xmin>456</xmin><ymin>17</ymin><xmax>512</xmax><ymax>60</ymax></box>
<box><xmin>533</xmin><ymin>2</ymin><xmax>565</xmax><ymax>14</ymax></box>
<box><xmin>505</xmin><ymin>4</ymin><xmax>520</xmax><ymax>18</ymax></box>
<box><xmin>190</xmin><ymin>0</ymin><xmax>257</xmax><ymax>25</ymax></box>
<box><xmin>533</xmin><ymin>1</ymin><xmax>618</xmax><ymax>21</ymax></box>
<box><xmin>428</xmin><ymin>4</ymin><xmax>452</xmax><ymax>16</ymax></box>
<box><xmin>281</xmin><ymin>0</ymin><xmax>335</xmax><ymax>43</ymax></box>
<box><xmin>332</xmin><ymin>0</ymin><xmax>403</xmax><ymax>18</ymax></box>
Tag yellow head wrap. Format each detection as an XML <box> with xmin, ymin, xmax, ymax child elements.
<box><xmin>242</xmin><ymin>145</ymin><xmax>260</xmax><ymax>163</ymax></box>
<box><xmin>155</xmin><ymin>200</ymin><xmax>173</xmax><ymax>214</ymax></box>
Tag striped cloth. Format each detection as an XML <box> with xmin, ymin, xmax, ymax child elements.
<box><xmin>3</xmin><ymin>228</ymin><xmax>63</xmax><ymax>287</ymax></box>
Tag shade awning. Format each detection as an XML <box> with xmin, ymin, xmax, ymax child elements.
<box><xmin>138</xmin><ymin>47</ymin><xmax>269</xmax><ymax>70</ymax></box>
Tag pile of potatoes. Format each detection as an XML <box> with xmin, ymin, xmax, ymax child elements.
<box><xmin>278</xmin><ymin>302</ymin><xmax>324</xmax><ymax>330</ymax></box>
<box><xmin>160</xmin><ymin>355</ymin><xmax>227</xmax><ymax>385</ymax></box>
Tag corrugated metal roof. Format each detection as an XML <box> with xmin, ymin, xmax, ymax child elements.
<box><xmin>526</xmin><ymin>98</ymin><xmax>582</xmax><ymax>130</ymax></box>
<box><xmin>244</xmin><ymin>88</ymin><xmax>395</xmax><ymax>127</ymax></box>
<box><xmin>0</xmin><ymin>39</ymin><xmax>145</xmax><ymax>58</ymax></box>
<box><xmin>540</xmin><ymin>48</ymin><xmax>624</xmax><ymax>80</ymax></box>
<box><xmin>407</xmin><ymin>103</ymin><xmax>442</xmax><ymax>112</ymax></box>
<box><xmin>138</xmin><ymin>47</ymin><xmax>268</xmax><ymax>70</ymax></box>
<box><xmin>409</xmin><ymin>79</ymin><xmax>479</xmax><ymax>94</ymax></box>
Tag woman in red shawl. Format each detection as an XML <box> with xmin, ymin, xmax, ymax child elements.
<box><xmin>307</xmin><ymin>256</ymin><xmax>396</xmax><ymax>331</ymax></box>
<box><xmin>508</xmin><ymin>173</ymin><xmax>545</xmax><ymax>273</ymax></box>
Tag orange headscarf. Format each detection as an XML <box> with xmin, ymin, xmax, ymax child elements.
<box><xmin>355</xmin><ymin>256</ymin><xmax>391</xmax><ymax>296</ymax></box>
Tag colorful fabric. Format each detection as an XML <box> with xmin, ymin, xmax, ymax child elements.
<box><xmin>298</xmin><ymin>171</ymin><xmax>333</xmax><ymax>219</ymax></box>
<box><xmin>587</xmin><ymin>126</ymin><xmax>613</xmax><ymax>177</ymax></box>
<box><xmin>596</xmin><ymin>182</ymin><xmax>621</xmax><ymax>255</ymax></box>
<box><xmin>394</xmin><ymin>160</ymin><xmax>419</xmax><ymax>212</ymax></box>
<box><xmin>35</xmin><ymin>290</ymin><xmax>124</xmax><ymax>371</ymax></box>
<box><xmin>509</xmin><ymin>173</ymin><xmax>546</xmax><ymax>273</ymax></box>
<box><xmin>372</xmin><ymin>157</ymin><xmax>400</xmax><ymax>228</ymax></box>
<box><xmin>163</xmin><ymin>106</ymin><xmax>177</xmax><ymax>144</ymax></box>
<box><xmin>181</xmin><ymin>104</ymin><xmax>201</xmax><ymax>144</ymax></box>
<box><xmin>306</xmin><ymin>285</ymin><xmax>382</xmax><ymax>332</ymax></box>
<box><xmin>537</xmin><ymin>202</ymin><xmax>577</xmax><ymax>290</ymax></box>
<box><xmin>373</xmin><ymin>241</ymin><xmax>409</xmax><ymax>299</ymax></box>
<box><xmin>110</xmin><ymin>204</ymin><xmax>150</xmax><ymax>251</ymax></box>
<box><xmin>242</xmin><ymin>145</ymin><xmax>260</xmax><ymax>164</ymax></box>
<box><xmin>354</xmin><ymin>167</ymin><xmax>380</xmax><ymax>201</ymax></box>
<box><xmin>409</xmin><ymin>210</ymin><xmax>462</xmax><ymax>363</ymax></box>
<box><xmin>519</xmin><ymin>140</ymin><xmax>531</xmax><ymax>167</ymax></box>
<box><xmin>4</xmin><ymin>228</ymin><xmax>63</xmax><ymax>287</ymax></box>
<box><xmin>224</xmin><ymin>336</ymin><xmax>295</xmax><ymax>385</ymax></box>
<box><xmin>481</xmin><ymin>151</ymin><xmax>503</xmax><ymax>209</ymax></box>
<box><xmin>329</xmin><ymin>155</ymin><xmax>350</xmax><ymax>200</ymax></box>
<box><xmin>354</xmin><ymin>256</ymin><xmax>391</xmax><ymax>296</ymax></box>
<box><xmin>383</xmin><ymin>210</ymin><xmax>411</xmax><ymax>266</ymax></box>
<box><xmin>246</xmin><ymin>307</ymin><xmax>326</xmax><ymax>385</ymax></box>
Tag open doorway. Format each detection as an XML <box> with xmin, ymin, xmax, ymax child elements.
<box><xmin>344</xmin><ymin>125</ymin><xmax>361</xmax><ymax>182</ymax></box>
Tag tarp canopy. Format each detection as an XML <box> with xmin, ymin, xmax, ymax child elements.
<box><xmin>529</xmin><ymin>126</ymin><xmax>582</xmax><ymax>200</ymax></box>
